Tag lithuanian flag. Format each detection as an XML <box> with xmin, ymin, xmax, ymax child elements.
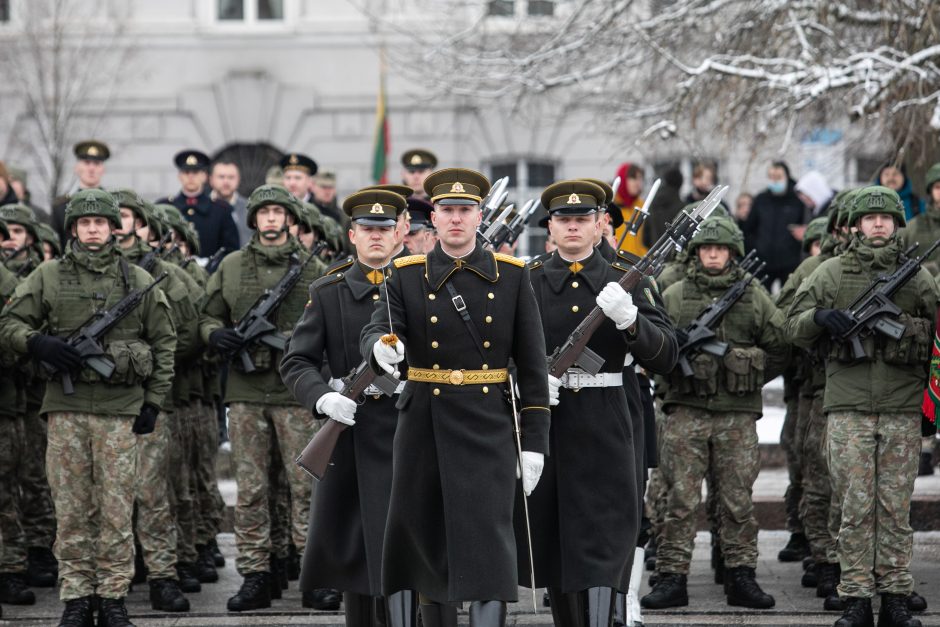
<box><xmin>371</xmin><ymin>55</ymin><xmax>389</xmax><ymax>184</ymax></box>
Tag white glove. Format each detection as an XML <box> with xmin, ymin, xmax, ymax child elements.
<box><xmin>373</xmin><ymin>338</ymin><xmax>405</xmax><ymax>375</ymax></box>
<box><xmin>516</xmin><ymin>451</ymin><xmax>545</xmax><ymax>496</ymax></box>
<box><xmin>597</xmin><ymin>282</ymin><xmax>638</xmax><ymax>330</ymax></box>
<box><xmin>547</xmin><ymin>374</ymin><xmax>561</xmax><ymax>406</ymax></box>
<box><xmin>315</xmin><ymin>392</ymin><xmax>358</xmax><ymax>426</ymax></box>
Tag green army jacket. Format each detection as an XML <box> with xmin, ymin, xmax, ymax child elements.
<box><xmin>0</xmin><ymin>241</ymin><xmax>176</xmax><ymax>416</ymax></box>
<box><xmin>199</xmin><ymin>235</ymin><xmax>325</xmax><ymax>406</ymax></box>
<box><xmin>784</xmin><ymin>234</ymin><xmax>939</xmax><ymax>413</ymax></box>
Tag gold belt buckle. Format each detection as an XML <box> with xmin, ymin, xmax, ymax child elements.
<box><xmin>448</xmin><ymin>369</ymin><xmax>465</xmax><ymax>385</ymax></box>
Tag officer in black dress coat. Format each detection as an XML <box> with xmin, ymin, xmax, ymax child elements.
<box><xmin>280</xmin><ymin>189</ymin><xmax>416</xmax><ymax>627</ymax></box>
<box><xmin>359</xmin><ymin>168</ymin><xmax>551</xmax><ymax>627</ymax></box>
<box><xmin>522</xmin><ymin>180</ymin><xmax>677</xmax><ymax>627</ymax></box>
<box><xmin>158</xmin><ymin>150</ymin><xmax>240</xmax><ymax>258</ymax></box>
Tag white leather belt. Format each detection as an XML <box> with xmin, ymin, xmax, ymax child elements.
<box><xmin>561</xmin><ymin>369</ymin><xmax>624</xmax><ymax>389</ymax></box>
<box><xmin>327</xmin><ymin>378</ymin><xmax>405</xmax><ymax>396</ymax></box>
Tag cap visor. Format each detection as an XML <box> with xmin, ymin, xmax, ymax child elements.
<box><xmin>353</xmin><ymin>217</ymin><xmax>397</xmax><ymax>227</ymax></box>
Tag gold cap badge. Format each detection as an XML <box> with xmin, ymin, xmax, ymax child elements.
<box><xmin>186</xmin><ymin>155</ymin><xmax>197</xmax><ymax>166</ymax></box>
<box><xmin>87</xmin><ymin>146</ymin><xmax>99</xmax><ymax>156</ymax></box>
<box><xmin>411</xmin><ymin>154</ymin><xmax>422</xmax><ymax>165</ymax></box>
<box><xmin>568</xmin><ymin>193</ymin><xmax>581</xmax><ymax>204</ymax></box>
<box><xmin>370</xmin><ymin>203</ymin><xmax>384</xmax><ymax>214</ymax></box>
<box><xmin>289</xmin><ymin>154</ymin><xmax>299</xmax><ymax>164</ymax></box>
<box><xmin>451</xmin><ymin>182</ymin><xmax>465</xmax><ymax>193</ymax></box>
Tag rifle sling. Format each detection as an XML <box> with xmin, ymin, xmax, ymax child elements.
<box><xmin>444</xmin><ymin>281</ymin><xmax>489</xmax><ymax>363</ymax></box>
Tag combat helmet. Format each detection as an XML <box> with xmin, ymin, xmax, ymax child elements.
<box><xmin>64</xmin><ymin>189</ymin><xmax>121</xmax><ymax>231</ymax></box>
<box><xmin>246</xmin><ymin>184</ymin><xmax>302</xmax><ymax>229</ymax></box>
<box><xmin>688</xmin><ymin>214</ymin><xmax>745</xmax><ymax>257</ymax></box>
<box><xmin>845</xmin><ymin>185</ymin><xmax>906</xmax><ymax>228</ymax></box>
<box><xmin>802</xmin><ymin>217</ymin><xmax>829</xmax><ymax>253</ymax></box>
<box><xmin>0</xmin><ymin>203</ymin><xmax>40</xmax><ymax>239</ymax></box>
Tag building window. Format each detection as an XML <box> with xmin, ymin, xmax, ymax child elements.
<box><xmin>0</xmin><ymin>0</ymin><xmax>10</xmax><ymax>22</ymax></box>
<box><xmin>528</xmin><ymin>0</ymin><xmax>554</xmax><ymax>16</ymax></box>
<box><xmin>487</xmin><ymin>0</ymin><xmax>514</xmax><ymax>16</ymax></box>
<box><xmin>217</xmin><ymin>0</ymin><xmax>284</xmax><ymax>22</ymax></box>
<box><xmin>488</xmin><ymin>158</ymin><xmax>557</xmax><ymax>257</ymax></box>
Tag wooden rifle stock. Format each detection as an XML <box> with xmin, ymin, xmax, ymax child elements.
<box><xmin>295</xmin><ymin>361</ymin><xmax>379</xmax><ymax>480</ymax></box>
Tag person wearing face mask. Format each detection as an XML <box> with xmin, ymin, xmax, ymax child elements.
<box><xmin>643</xmin><ymin>215</ymin><xmax>786</xmax><ymax>613</ymax></box>
<box><xmin>741</xmin><ymin>161</ymin><xmax>808</xmax><ymax>290</ymax></box>
<box><xmin>786</xmin><ymin>187</ymin><xmax>937</xmax><ymax>627</ymax></box>
<box><xmin>199</xmin><ymin>185</ymin><xmax>326</xmax><ymax>613</ymax></box>
<box><xmin>0</xmin><ymin>189</ymin><xmax>176</xmax><ymax>627</ymax></box>
<box><xmin>876</xmin><ymin>163</ymin><xmax>924</xmax><ymax>222</ymax></box>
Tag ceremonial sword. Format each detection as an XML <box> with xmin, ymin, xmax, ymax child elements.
<box><xmin>508</xmin><ymin>373</ymin><xmax>538</xmax><ymax>614</ymax></box>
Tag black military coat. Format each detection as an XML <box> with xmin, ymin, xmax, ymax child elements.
<box><xmin>359</xmin><ymin>243</ymin><xmax>551</xmax><ymax>603</ymax></box>
<box><xmin>519</xmin><ymin>249</ymin><xmax>677</xmax><ymax>593</ymax></box>
<box><xmin>158</xmin><ymin>187</ymin><xmax>240</xmax><ymax>257</ymax></box>
<box><xmin>280</xmin><ymin>260</ymin><xmax>398</xmax><ymax>596</ymax></box>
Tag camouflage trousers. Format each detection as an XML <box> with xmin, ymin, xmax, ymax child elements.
<box><xmin>798</xmin><ymin>391</ymin><xmax>836</xmax><ymax>563</ymax></box>
<box><xmin>135</xmin><ymin>411</ymin><xmax>176</xmax><ymax>580</ymax></box>
<box><xmin>657</xmin><ymin>407</ymin><xmax>760</xmax><ymax>574</ymax></box>
<box><xmin>227</xmin><ymin>402</ymin><xmax>315</xmax><ymax>575</ymax></box>
<box><xmin>19</xmin><ymin>408</ymin><xmax>56</xmax><ymax>549</ymax></box>
<box><xmin>269</xmin><ymin>438</ymin><xmax>293</xmax><ymax>560</ymax></box>
<box><xmin>167</xmin><ymin>408</ymin><xmax>197</xmax><ymax>564</ymax></box>
<box><xmin>779</xmin><ymin>384</ymin><xmax>804</xmax><ymax>535</ymax></box>
<box><xmin>0</xmin><ymin>415</ymin><xmax>26</xmax><ymax>572</ymax></box>
<box><xmin>828</xmin><ymin>411</ymin><xmax>919</xmax><ymax>598</ymax></box>
<box><xmin>191</xmin><ymin>400</ymin><xmax>225</xmax><ymax>545</ymax></box>
<box><xmin>46</xmin><ymin>412</ymin><xmax>137</xmax><ymax>601</ymax></box>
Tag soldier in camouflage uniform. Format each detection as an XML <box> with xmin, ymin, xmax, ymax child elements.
<box><xmin>0</xmin><ymin>204</ymin><xmax>55</xmax><ymax>601</ymax></box>
<box><xmin>111</xmin><ymin>188</ymin><xmax>206</xmax><ymax>610</ymax></box>
<box><xmin>0</xmin><ymin>189</ymin><xmax>176</xmax><ymax>627</ymax></box>
<box><xmin>786</xmin><ymin>186</ymin><xmax>936</xmax><ymax>627</ymax></box>
<box><xmin>154</xmin><ymin>204</ymin><xmax>228</xmax><ymax>572</ymax></box>
<box><xmin>199</xmin><ymin>184</ymin><xmax>325</xmax><ymax>612</ymax></box>
<box><xmin>0</xmin><ymin>215</ymin><xmax>10</xmax><ymax>621</ymax></box>
<box><xmin>37</xmin><ymin>222</ymin><xmax>62</xmax><ymax>261</ymax></box>
<box><xmin>642</xmin><ymin>215</ymin><xmax>785</xmax><ymax>611</ymax></box>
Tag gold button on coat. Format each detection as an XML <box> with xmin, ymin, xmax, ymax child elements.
<box><xmin>483</xmin><ymin>341</ymin><xmax>491</xmax><ymax>348</ymax></box>
<box><xmin>429</xmin><ymin>293</ymin><xmax>436</xmax><ymax>300</ymax></box>
<box><xmin>430</xmin><ymin>316</ymin><xmax>438</xmax><ymax>323</ymax></box>
<box><xmin>485</xmin><ymin>315</ymin><xmax>492</xmax><ymax>323</ymax></box>
<box><xmin>572</xmin><ymin>305</ymin><xmax>579</xmax><ymax>313</ymax></box>
<box><xmin>431</xmin><ymin>341</ymin><xmax>439</xmax><ymax>348</ymax></box>
<box><xmin>488</xmin><ymin>292</ymin><xmax>495</xmax><ymax>299</ymax></box>
<box><xmin>433</xmin><ymin>388</ymin><xmax>440</xmax><ymax>396</ymax></box>
<box><xmin>482</xmin><ymin>386</ymin><xmax>489</xmax><ymax>394</ymax></box>
<box><xmin>572</xmin><ymin>281</ymin><xmax>579</xmax><ymax>288</ymax></box>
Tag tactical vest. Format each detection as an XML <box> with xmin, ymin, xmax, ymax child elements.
<box><xmin>827</xmin><ymin>246</ymin><xmax>931</xmax><ymax>366</ymax></box>
<box><xmin>672</xmin><ymin>269</ymin><xmax>766</xmax><ymax>398</ymax></box>
<box><xmin>222</xmin><ymin>244</ymin><xmax>315</xmax><ymax>373</ymax></box>
<box><xmin>49</xmin><ymin>254</ymin><xmax>154</xmax><ymax>385</ymax></box>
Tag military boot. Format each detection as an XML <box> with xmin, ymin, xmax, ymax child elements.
<box><xmin>640</xmin><ymin>573</ymin><xmax>688</xmax><ymax>609</ymax></box>
<box><xmin>725</xmin><ymin>566</ymin><xmax>775</xmax><ymax>609</ymax></box>
<box><xmin>194</xmin><ymin>545</ymin><xmax>218</xmax><ymax>583</ymax></box>
<box><xmin>468</xmin><ymin>600</ymin><xmax>506</xmax><ymax>627</ymax></box>
<box><xmin>907</xmin><ymin>591</ymin><xmax>927</xmax><ymax>612</ymax></box>
<box><xmin>419</xmin><ymin>602</ymin><xmax>458</xmax><ymax>627</ymax></box>
<box><xmin>175</xmin><ymin>562</ymin><xmax>201</xmax><ymax>594</ymax></box>
<box><xmin>26</xmin><ymin>546</ymin><xmax>58</xmax><ymax>587</ymax></box>
<box><xmin>917</xmin><ymin>452</ymin><xmax>933</xmax><ymax>476</ymax></box>
<box><xmin>778</xmin><ymin>532</ymin><xmax>810</xmax><ymax>562</ymax></box>
<box><xmin>834</xmin><ymin>597</ymin><xmax>873</xmax><ymax>627</ymax></box>
<box><xmin>97</xmin><ymin>598</ymin><xmax>135</xmax><ymax>627</ymax></box>
<box><xmin>344</xmin><ymin>592</ymin><xmax>377</xmax><ymax>627</ymax></box>
<box><xmin>386</xmin><ymin>590</ymin><xmax>417</xmax><ymax>627</ymax></box>
<box><xmin>876</xmin><ymin>593</ymin><xmax>921</xmax><ymax>627</ymax></box>
<box><xmin>825</xmin><ymin>593</ymin><xmax>846</xmax><ymax>612</ymax></box>
<box><xmin>227</xmin><ymin>572</ymin><xmax>271</xmax><ymax>612</ymax></box>
<box><xmin>148</xmin><ymin>579</ymin><xmax>190</xmax><ymax>612</ymax></box>
<box><xmin>303</xmin><ymin>588</ymin><xmax>341</xmax><ymax>610</ymax></box>
<box><xmin>208</xmin><ymin>538</ymin><xmax>225</xmax><ymax>567</ymax></box>
<box><xmin>0</xmin><ymin>573</ymin><xmax>36</xmax><ymax>605</ymax></box>
<box><xmin>58</xmin><ymin>596</ymin><xmax>95</xmax><ymax>627</ymax></box>
<box><xmin>802</xmin><ymin>561</ymin><xmax>819</xmax><ymax>588</ymax></box>
<box><xmin>817</xmin><ymin>562</ymin><xmax>840</xmax><ymax>599</ymax></box>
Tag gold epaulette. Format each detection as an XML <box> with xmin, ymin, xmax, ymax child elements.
<box><xmin>393</xmin><ymin>254</ymin><xmax>426</xmax><ymax>268</ymax></box>
<box><xmin>493</xmin><ymin>252</ymin><xmax>525</xmax><ymax>267</ymax></box>
<box><xmin>326</xmin><ymin>257</ymin><xmax>353</xmax><ymax>275</ymax></box>
<box><xmin>312</xmin><ymin>272</ymin><xmax>345</xmax><ymax>290</ymax></box>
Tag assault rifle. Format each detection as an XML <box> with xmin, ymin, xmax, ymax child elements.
<box><xmin>230</xmin><ymin>251</ymin><xmax>318</xmax><ymax>373</ymax></box>
<box><xmin>675</xmin><ymin>251</ymin><xmax>766</xmax><ymax>377</ymax></box>
<box><xmin>833</xmin><ymin>238</ymin><xmax>940</xmax><ymax>360</ymax></box>
<box><xmin>295</xmin><ymin>361</ymin><xmax>400</xmax><ymax>480</ymax></box>
<box><xmin>182</xmin><ymin>246</ymin><xmax>226</xmax><ymax>271</ymax></box>
<box><xmin>480</xmin><ymin>199</ymin><xmax>541</xmax><ymax>251</ymax></box>
<box><xmin>546</xmin><ymin>185</ymin><xmax>728</xmax><ymax>378</ymax></box>
<box><xmin>138</xmin><ymin>231</ymin><xmax>173</xmax><ymax>273</ymax></box>
<box><xmin>43</xmin><ymin>272</ymin><xmax>169</xmax><ymax>395</ymax></box>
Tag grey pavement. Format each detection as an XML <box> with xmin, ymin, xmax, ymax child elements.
<box><xmin>5</xmin><ymin>531</ymin><xmax>940</xmax><ymax>626</ymax></box>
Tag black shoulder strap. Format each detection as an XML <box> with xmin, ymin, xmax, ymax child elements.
<box><xmin>118</xmin><ymin>257</ymin><xmax>131</xmax><ymax>295</ymax></box>
<box><xmin>444</xmin><ymin>281</ymin><xmax>488</xmax><ymax>363</ymax></box>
